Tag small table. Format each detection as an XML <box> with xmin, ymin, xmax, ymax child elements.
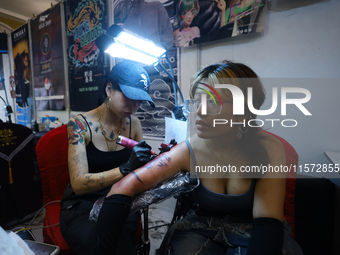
<box><xmin>324</xmin><ymin>151</ymin><xmax>340</xmax><ymax>175</ymax></box>
<box><xmin>324</xmin><ymin>151</ymin><xmax>340</xmax><ymax>165</ymax></box>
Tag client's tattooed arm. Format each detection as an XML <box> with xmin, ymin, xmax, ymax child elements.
<box><xmin>107</xmin><ymin>142</ymin><xmax>190</xmax><ymax>197</ymax></box>
<box><xmin>131</xmin><ymin>154</ymin><xmax>171</xmax><ymax>184</ymax></box>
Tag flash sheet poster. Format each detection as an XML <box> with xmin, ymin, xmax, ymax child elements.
<box><xmin>31</xmin><ymin>4</ymin><xmax>66</xmax><ymax>111</ymax></box>
<box><xmin>65</xmin><ymin>0</ymin><xmax>110</xmax><ymax>111</ymax></box>
<box><xmin>11</xmin><ymin>24</ymin><xmax>32</xmax><ymax>126</ymax></box>
<box><xmin>136</xmin><ymin>49</ymin><xmax>177</xmax><ymax>139</ymax></box>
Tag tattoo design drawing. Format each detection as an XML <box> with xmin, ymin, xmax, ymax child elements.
<box><xmin>157</xmin><ymin>154</ymin><xmax>171</xmax><ymax>167</ymax></box>
<box><xmin>143</xmin><ymin>154</ymin><xmax>171</xmax><ymax>170</ymax></box>
<box><xmin>95</xmin><ymin>127</ymin><xmax>99</xmax><ymax>133</ymax></box>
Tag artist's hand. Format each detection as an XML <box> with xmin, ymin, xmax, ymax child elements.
<box><xmin>119</xmin><ymin>140</ymin><xmax>154</xmax><ymax>176</ymax></box>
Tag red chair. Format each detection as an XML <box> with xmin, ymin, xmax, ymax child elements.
<box><xmin>36</xmin><ymin>125</ymin><xmax>149</xmax><ymax>254</ymax></box>
<box><xmin>262</xmin><ymin>130</ymin><xmax>298</xmax><ymax>238</ymax></box>
<box><xmin>36</xmin><ymin>125</ymin><xmax>74</xmax><ymax>255</ymax></box>
<box><xmin>170</xmin><ymin>130</ymin><xmax>298</xmax><ymax>238</ymax></box>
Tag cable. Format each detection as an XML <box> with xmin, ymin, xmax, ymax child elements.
<box><xmin>157</xmin><ymin>62</ymin><xmax>184</xmax><ymax>106</ymax></box>
<box><xmin>27</xmin><ymin>200</ymin><xmax>61</xmax><ymax>229</ymax></box>
<box><xmin>0</xmin><ymin>95</ymin><xmax>6</xmax><ymax>104</ymax></box>
<box><xmin>165</xmin><ymin>55</ymin><xmax>177</xmax><ymax>106</ymax></box>
<box><xmin>0</xmin><ymin>77</ymin><xmax>10</xmax><ymax>105</ymax></box>
<box><xmin>9</xmin><ymin>200</ymin><xmax>62</xmax><ymax>241</ymax></box>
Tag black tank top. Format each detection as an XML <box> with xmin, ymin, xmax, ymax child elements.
<box><xmin>185</xmin><ymin>140</ymin><xmax>255</xmax><ymax>218</ymax></box>
<box><xmin>83</xmin><ymin>115</ymin><xmax>132</xmax><ymax>173</ymax></box>
<box><xmin>61</xmin><ymin>115</ymin><xmax>132</xmax><ymax>204</ymax></box>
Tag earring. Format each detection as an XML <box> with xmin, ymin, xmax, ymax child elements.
<box><xmin>106</xmin><ymin>97</ymin><xmax>111</xmax><ymax>109</ymax></box>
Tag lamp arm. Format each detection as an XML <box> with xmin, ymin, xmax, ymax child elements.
<box><xmin>157</xmin><ymin>62</ymin><xmax>184</xmax><ymax>106</ymax></box>
<box><xmin>164</xmin><ymin>55</ymin><xmax>177</xmax><ymax>106</ymax></box>
<box><xmin>0</xmin><ymin>77</ymin><xmax>10</xmax><ymax>105</ymax></box>
<box><xmin>0</xmin><ymin>95</ymin><xmax>6</xmax><ymax>104</ymax></box>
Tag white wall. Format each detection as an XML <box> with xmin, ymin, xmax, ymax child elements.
<box><xmin>178</xmin><ymin>0</ymin><xmax>340</xmax><ymax>183</ymax></box>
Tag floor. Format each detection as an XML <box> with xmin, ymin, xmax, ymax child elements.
<box><xmin>5</xmin><ymin>204</ymin><xmax>174</xmax><ymax>255</ymax></box>
<box><xmin>147</xmin><ymin>205</ymin><xmax>174</xmax><ymax>254</ymax></box>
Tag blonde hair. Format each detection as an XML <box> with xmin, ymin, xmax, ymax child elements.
<box><xmin>189</xmin><ymin>60</ymin><xmax>266</xmax><ymax>118</ymax></box>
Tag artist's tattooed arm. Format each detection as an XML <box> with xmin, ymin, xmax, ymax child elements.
<box><xmin>67</xmin><ymin>116</ymin><xmax>88</xmax><ymax>145</ymax></box>
<box><xmin>67</xmin><ymin>116</ymin><xmax>122</xmax><ymax>195</ymax></box>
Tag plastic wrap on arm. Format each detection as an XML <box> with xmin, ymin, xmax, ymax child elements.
<box><xmin>89</xmin><ymin>171</ymin><xmax>199</xmax><ymax>221</ymax></box>
<box><xmin>130</xmin><ymin>171</ymin><xmax>199</xmax><ymax>214</ymax></box>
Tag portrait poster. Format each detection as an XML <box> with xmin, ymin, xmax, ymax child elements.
<box><xmin>65</xmin><ymin>0</ymin><xmax>110</xmax><ymax>111</ymax></box>
<box><xmin>11</xmin><ymin>24</ymin><xmax>32</xmax><ymax>126</ymax></box>
<box><xmin>31</xmin><ymin>4</ymin><xmax>66</xmax><ymax>111</ymax></box>
<box><xmin>113</xmin><ymin>0</ymin><xmax>178</xmax><ymax>139</ymax></box>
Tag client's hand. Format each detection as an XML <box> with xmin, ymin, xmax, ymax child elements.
<box><xmin>119</xmin><ymin>140</ymin><xmax>154</xmax><ymax>176</ymax></box>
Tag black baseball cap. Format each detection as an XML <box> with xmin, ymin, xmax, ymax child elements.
<box><xmin>108</xmin><ymin>61</ymin><xmax>155</xmax><ymax>108</ymax></box>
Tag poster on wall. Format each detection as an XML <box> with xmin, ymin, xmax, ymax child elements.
<box><xmin>113</xmin><ymin>0</ymin><xmax>266</xmax><ymax>48</ymax></box>
<box><xmin>65</xmin><ymin>0</ymin><xmax>110</xmax><ymax>111</ymax></box>
<box><xmin>113</xmin><ymin>0</ymin><xmax>178</xmax><ymax>139</ymax></box>
<box><xmin>154</xmin><ymin>0</ymin><xmax>266</xmax><ymax>47</ymax></box>
<box><xmin>11</xmin><ymin>24</ymin><xmax>32</xmax><ymax>126</ymax></box>
<box><xmin>31</xmin><ymin>4</ymin><xmax>66</xmax><ymax>111</ymax></box>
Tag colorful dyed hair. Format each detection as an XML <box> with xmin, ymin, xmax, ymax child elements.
<box><xmin>177</xmin><ymin>0</ymin><xmax>199</xmax><ymax>21</ymax></box>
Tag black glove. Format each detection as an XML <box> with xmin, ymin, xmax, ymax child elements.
<box><xmin>119</xmin><ymin>140</ymin><xmax>153</xmax><ymax>176</ymax></box>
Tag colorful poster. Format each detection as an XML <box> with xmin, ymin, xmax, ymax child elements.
<box><xmin>113</xmin><ymin>0</ymin><xmax>178</xmax><ymax>139</ymax></box>
<box><xmin>65</xmin><ymin>0</ymin><xmax>110</xmax><ymax>111</ymax></box>
<box><xmin>118</xmin><ymin>0</ymin><xmax>265</xmax><ymax>47</ymax></box>
<box><xmin>11</xmin><ymin>24</ymin><xmax>31</xmax><ymax>126</ymax></box>
<box><xmin>171</xmin><ymin>0</ymin><xmax>266</xmax><ymax>47</ymax></box>
<box><xmin>31</xmin><ymin>4</ymin><xmax>66</xmax><ymax>110</ymax></box>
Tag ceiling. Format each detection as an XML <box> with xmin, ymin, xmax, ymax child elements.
<box><xmin>0</xmin><ymin>0</ymin><xmax>60</xmax><ymax>21</ymax></box>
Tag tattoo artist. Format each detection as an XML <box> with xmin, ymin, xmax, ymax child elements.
<box><xmin>59</xmin><ymin>61</ymin><xmax>155</xmax><ymax>255</ymax></box>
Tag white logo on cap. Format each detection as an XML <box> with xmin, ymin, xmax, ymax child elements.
<box><xmin>140</xmin><ymin>74</ymin><xmax>148</xmax><ymax>90</ymax></box>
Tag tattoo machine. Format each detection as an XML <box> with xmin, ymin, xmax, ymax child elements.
<box><xmin>116</xmin><ymin>135</ymin><xmax>157</xmax><ymax>155</ymax></box>
<box><xmin>116</xmin><ymin>136</ymin><xmax>178</xmax><ymax>155</ymax></box>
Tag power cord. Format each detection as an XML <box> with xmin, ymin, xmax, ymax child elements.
<box><xmin>10</xmin><ymin>200</ymin><xmax>62</xmax><ymax>241</ymax></box>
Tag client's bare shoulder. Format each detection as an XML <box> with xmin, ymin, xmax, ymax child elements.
<box><xmin>259</xmin><ymin>131</ymin><xmax>286</xmax><ymax>174</ymax></box>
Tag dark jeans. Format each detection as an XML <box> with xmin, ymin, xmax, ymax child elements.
<box><xmin>60</xmin><ymin>199</ymin><xmax>138</xmax><ymax>255</ymax></box>
<box><xmin>158</xmin><ymin>213</ymin><xmax>304</xmax><ymax>255</ymax></box>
